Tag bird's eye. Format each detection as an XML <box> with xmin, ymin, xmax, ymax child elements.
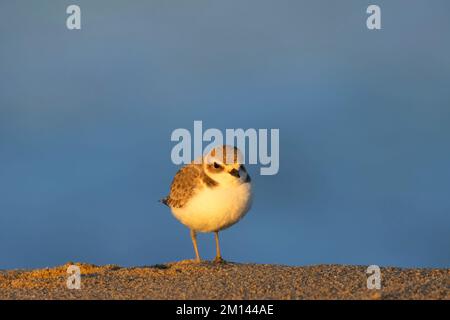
<box><xmin>213</xmin><ymin>162</ymin><xmax>221</xmax><ymax>169</ymax></box>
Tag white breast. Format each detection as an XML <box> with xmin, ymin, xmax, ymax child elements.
<box><xmin>171</xmin><ymin>182</ymin><xmax>252</xmax><ymax>233</ymax></box>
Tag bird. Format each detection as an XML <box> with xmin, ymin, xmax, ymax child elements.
<box><xmin>161</xmin><ymin>145</ymin><xmax>252</xmax><ymax>263</ymax></box>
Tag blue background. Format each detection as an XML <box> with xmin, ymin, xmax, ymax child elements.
<box><xmin>1</xmin><ymin>1</ymin><xmax>449</xmax><ymax>269</ymax></box>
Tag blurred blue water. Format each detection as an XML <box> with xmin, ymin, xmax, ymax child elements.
<box><xmin>1</xmin><ymin>1</ymin><xmax>449</xmax><ymax>269</ymax></box>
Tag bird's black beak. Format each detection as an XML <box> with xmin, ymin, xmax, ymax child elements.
<box><xmin>229</xmin><ymin>168</ymin><xmax>240</xmax><ymax>178</ymax></box>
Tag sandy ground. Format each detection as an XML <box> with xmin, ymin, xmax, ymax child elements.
<box><xmin>0</xmin><ymin>261</ymin><xmax>448</xmax><ymax>300</ymax></box>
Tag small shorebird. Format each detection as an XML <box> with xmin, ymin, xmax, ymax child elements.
<box><xmin>161</xmin><ymin>145</ymin><xmax>252</xmax><ymax>263</ymax></box>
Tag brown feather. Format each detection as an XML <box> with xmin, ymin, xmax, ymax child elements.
<box><xmin>163</xmin><ymin>164</ymin><xmax>218</xmax><ymax>208</ymax></box>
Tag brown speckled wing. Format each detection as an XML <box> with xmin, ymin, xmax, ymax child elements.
<box><xmin>164</xmin><ymin>164</ymin><xmax>218</xmax><ymax>208</ymax></box>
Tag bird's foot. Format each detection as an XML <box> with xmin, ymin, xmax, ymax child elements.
<box><xmin>213</xmin><ymin>256</ymin><xmax>226</xmax><ymax>264</ymax></box>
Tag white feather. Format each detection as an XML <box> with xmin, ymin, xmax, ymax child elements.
<box><xmin>171</xmin><ymin>178</ymin><xmax>252</xmax><ymax>233</ymax></box>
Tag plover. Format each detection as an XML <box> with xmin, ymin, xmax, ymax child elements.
<box><xmin>161</xmin><ymin>145</ymin><xmax>252</xmax><ymax>263</ymax></box>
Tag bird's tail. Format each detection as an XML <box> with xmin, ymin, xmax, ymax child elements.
<box><xmin>159</xmin><ymin>197</ymin><xmax>169</xmax><ymax>207</ymax></box>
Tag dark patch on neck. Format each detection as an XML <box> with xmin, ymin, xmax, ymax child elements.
<box><xmin>202</xmin><ymin>172</ymin><xmax>219</xmax><ymax>187</ymax></box>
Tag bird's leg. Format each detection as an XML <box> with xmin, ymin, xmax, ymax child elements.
<box><xmin>190</xmin><ymin>229</ymin><xmax>201</xmax><ymax>262</ymax></box>
<box><xmin>214</xmin><ymin>231</ymin><xmax>225</xmax><ymax>263</ymax></box>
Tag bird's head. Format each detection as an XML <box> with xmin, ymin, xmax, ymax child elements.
<box><xmin>203</xmin><ymin>145</ymin><xmax>250</xmax><ymax>184</ymax></box>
